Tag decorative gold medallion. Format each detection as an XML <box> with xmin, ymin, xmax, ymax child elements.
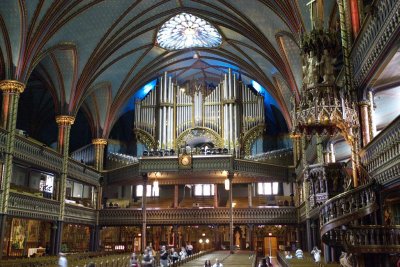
<box><xmin>178</xmin><ymin>154</ymin><xmax>192</xmax><ymax>168</ymax></box>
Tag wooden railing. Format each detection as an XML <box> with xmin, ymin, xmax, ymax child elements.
<box><xmin>320</xmin><ymin>181</ymin><xmax>377</xmax><ymax>236</ymax></box>
<box><xmin>351</xmin><ymin>0</ymin><xmax>400</xmax><ymax>88</ymax></box>
<box><xmin>99</xmin><ymin>207</ymin><xmax>297</xmax><ymax>226</ymax></box>
<box><xmin>360</xmin><ymin>115</ymin><xmax>400</xmax><ymax>186</ymax></box>
<box><xmin>7</xmin><ymin>192</ymin><xmax>60</xmax><ymax>221</ymax></box>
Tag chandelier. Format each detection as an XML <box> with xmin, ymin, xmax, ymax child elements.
<box><xmin>292</xmin><ymin>29</ymin><xmax>358</xmax><ymax>136</ymax></box>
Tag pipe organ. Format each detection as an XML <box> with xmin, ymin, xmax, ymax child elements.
<box><xmin>134</xmin><ymin>69</ymin><xmax>265</xmax><ymax>155</ymax></box>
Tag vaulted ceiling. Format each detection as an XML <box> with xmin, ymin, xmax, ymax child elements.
<box><xmin>0</xmin><ymin>0</ymin><xmax>331</xmax><ymax>140</ymax></box>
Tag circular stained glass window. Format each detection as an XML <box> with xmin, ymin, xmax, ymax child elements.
<box><xmin>157</xmin><ymin>13</ymin><xmax>222</xmax><ymax>50</ymax></box>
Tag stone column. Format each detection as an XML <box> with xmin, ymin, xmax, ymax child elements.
<box><xmin>213</xmin><ymin>184</ymin><xmax>218</xmax><ymax>208</ymax></box>
<box><xmin>228</xmin><ymin>172</ymin><xmax>234</xmax><ymax>254</ymax></box>
<box><xmin>316</xmin><ymin>134</ymin><xmax>324</xmax><ymax>163</ymax></box>
<box><xmin>92</xmin><ymin>138</ymin><xmax>107</xmax><ymax>171</ymax></box>
<box><xmin>248</xmin><ymin>183</ymin><xmax>253</xmax><ymax>208</ymax></box>
<box><xmin>0</xmin><ymin>80</ymin><xmax>25</xmax><ymax>259</ymax></box>
<box><xmin>359</xmin><ymin>101</ymin><xmax>370</xmax><ymax>146</ymax></box>
<box><xmin>55</xmin><ymin>115</ymin><xmax>75</xmax><ymax>253</ymax></box>
<box><xmin>311</xmin><ymin>221</ymin><xmax>317</xmax><ymax>249</ymax></box>
<box><xmin>141</xmin><ymin>173</ymin><xmax>148</xmax><ymax>251</ymax></box>
<box><xmin>306</xmin><ymin>219</ymin><xmax>312</xmax><ymax>251</ymax></box>
<box><xmin>50</xmin><ymin>221</ymin><xmax>58</xmax><ymax>255</ymax></box>
<box><xmin>174</xmin><ymin>184</ymin><xmax>179</xmax><ymax>208</ymax></box>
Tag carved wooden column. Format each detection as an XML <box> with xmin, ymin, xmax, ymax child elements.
<box><xmin>247</xmin><ymin>224</ymin><xmax>254</xmax><ymax>250</ymax></box>
<box><xmin>174</xmin><ymin>184</ymin><xmax>179</xmax><ymax>208</ymax></box>
<box><xmin>92</xmin><ymin>138</ymin><xmax>107</xmax><ymax>171</ymax></box>
<box><xmin>248</xmin><ymin>183</ymin><xmax>253</xmax><ymax>208</ymax></box>
<box><xmin>55</xmin><ymin>115</ymin><xmax>75</xmax><ymax>253</ymax></box>
<box><xmin>368</xmin><ymin>90</ymin><xmax>377</xmax><ymax>138</ymax></box>
<box><xmin>213</xmin><ymin>184</ymin><xmax>218</xmax><ymax>208</ymax></box>
<box><xmin>141</xmin><ymin>173</ymin><xmax>148</xmax><ymax>251</ymax></box>
<box><xmin>0</xmin><ymin>80</ymin><xmax>25</xmax><ymax>259</ymax></box>
<box><xmin>228</xmin><ymin>172</ymin><xmax>234</xmax><ymax>254</ymax></box>
<box><xmin>359</xmin><ymin>101</ymin><xmax>370</xmax><ymax>146</ymax></box>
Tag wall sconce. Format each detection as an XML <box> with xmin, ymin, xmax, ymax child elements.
<box><xmin>205</xmin><ymin>239</ymin><xmax>210</xmax><ymax>244</ymax></box>
<box><xmin>199</xmin><ymin>238</ymin><xmax>203</xmax><ymax>244</ymax></box>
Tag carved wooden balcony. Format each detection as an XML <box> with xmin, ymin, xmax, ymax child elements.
<box><xmin>67</xmin><ymin>160</ymin><xmax>101</xmax><ymax>186</ymax></box>
<box><xmin>351</xmin><ymin>0</ymin><xmax>400</xmax><ymax>88</ymax></box>
<box><xmin>233</xmin><ymin>159</ymin><xmax>290</xmax><ymax>179</ymax></box>
<box><xmin>360</xmin><ymin>115</ymin><xmax>400</xmax><ymax>186</ymax></box>
<box><xmin>7</xmin><ymin>192</ymin><xmax>60</xmax><ymax>221</ymax></box>
<box><xmin>64</xmin><ymin>204</ymin><xmax>97</xmax><ymax>224</ymax></box>
<box><xmin>305</xmin><ymin>163</ymin><xmax>348</xmax><ymax>209</ymax></box>
<box><xmin>99</xmin><ymin>207</ymin><xmax>297</xmax><ymax>226</ymax></box>
<box><xmin>319</xmin><ymin>181</ymin><xmax>378</xmax><ymax>239</ymax></box>
<box><xmin>325</xmin><ymin>226</ymin><xmax>400</xmax><ymax>253</ymax></box>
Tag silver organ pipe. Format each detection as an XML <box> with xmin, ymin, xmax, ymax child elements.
<box><xmin>134</xmin><ymin>69</ymin><xmax>264</xmax><ymax>153</ymax></box>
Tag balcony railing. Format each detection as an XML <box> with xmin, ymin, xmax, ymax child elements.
<box><xmin>351</xmin><ymin>0</ymin><xmax>400</xmax><ymax>88</ymax></box>
<box><xmin>99</xmin><ymin>207</ymin><xmax>297</xmax><ymax>226</ymax></box>
<box><xmin>65</xmin><ymin>204</ymin><xmax>97</xmax><ymax>224</ymax></box>
<box><xmin>320</xmin><ymin>181</ymin><xmax>377</xmax><ymax>237</ymax></box>
<box><xmin>7</xmin><ymin>192</ymin><xmax>60</xmax><ymax>221</ymax></box>
<box><xmin>360</xmin><ymin>115</ymin><xmax>400</xmax><ymax>185</ymax></box>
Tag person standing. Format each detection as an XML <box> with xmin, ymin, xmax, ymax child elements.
<box><xmin>58</xmin><ymin>252</ymin><xmax>67</xmax><ymax>267</ymax></box>
<box><xmin>204</xmin><ymin>259</ymin><xmax>212</xmax><ymax>267</ymax></box>
<box><xmin>212</xmin><ymin>258</ymin><xmax>223</xmax><ymax>267</ymax></box>
<box><xmin>160</xmin><ymin>245</ymin><xmax>169</xmax><ymax>267</ymax></box>
<box><xmin>170</xmin><ymin>248</ymin><xmax>179</xmax><ymax>264</ymax></box>
<box><xmin>186</xmin><ymin>243</ymin><xmax>193</xmax><ymax>256</ymax></box>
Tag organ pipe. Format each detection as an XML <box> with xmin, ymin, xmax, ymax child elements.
<box><xmin>134</xmin><ymin>69</ymin><xmax>265</xmax><ymax>152</ymax></box>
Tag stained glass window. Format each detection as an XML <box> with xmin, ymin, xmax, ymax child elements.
<box><xmin>157</xmin><ymin>13</ymin><xmax>222</xmax><ymax>50</ymax></box>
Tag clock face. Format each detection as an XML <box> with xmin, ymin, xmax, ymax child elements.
<box><xmin>180</xmin><ymin>155</ymin><xmax>191</xmax><ymax>167</ymax></box>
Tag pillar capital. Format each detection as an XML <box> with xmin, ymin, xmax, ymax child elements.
<box><xmin>227</xmin><ymin>171</ymin><xmax>234</xmax><ymax>180</ymax></box>
<box><xmin>92</xmin><ymin>138</ymin><xmax>107</xmax><ymax>146</ymax></box>
<box><xmin>55</xmin><ymin>115</ymin><xmax>75</xmax><ymax>126</ymax></box>
<box><xmin>0</xmin><ymin>80</ymin><xmax>25</xmax><ymax>94</ymax></box>
<box><xmin>357</xmin><ymin>100</ymin><xmax>370</xmax><ymax>107</ymax></box>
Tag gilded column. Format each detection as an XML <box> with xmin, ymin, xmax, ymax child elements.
<box><xmin>92</xmin><ymin>138</ymin><xmax>107</xmax><ymax>171</ymax></box>
<box><xmin>228</xmin><ymin>172</ymin><xmax>234</xmax><ymax>254</ymax></box>
<box><xmin>0</xmin><ymin>80</ymin><xmax>25</xmax><ymax>212</ymax></box>
<box><xmin>213</xmin><ymin>184</ymin><xmax>218</xmax><ymax>208</ymax></box>
<box><xmin>174</xmin><ymin>184</ymin><xmax>179</xmax><ymax>208</ymax></box>
<box><xmin>0</xmin><ymin>80</ymin><xmax>25</xmax><ymax>259</ymax></box>
<box><xmin>141</xmin><ymin>173</ymin><xmax>148</xmax><ymax>251</ymax></box>
<box><xmin>358</xmin><ymin>101</ymin><xmax>370</xmax><ymax>146</ymax></box>
<box><xmin>247</xmin><ymin>183</ymin><xmax>253</xmax><ymax>208</ymax></box>
<box><xmin>56</xmin><ymin>115</ymin><xmax>75</xmax><ymax>221</ymax></box>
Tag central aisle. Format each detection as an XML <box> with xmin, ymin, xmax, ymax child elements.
<box><xmin>179</xmin><ymin>251</ymin><xmax>260</xmax><ymax>267</ymax></box>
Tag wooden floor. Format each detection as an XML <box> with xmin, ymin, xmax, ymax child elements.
<box><xmin>180</xmin><ymin>251</ymin><xmax>260</xmax><ymax>267</ymax></box>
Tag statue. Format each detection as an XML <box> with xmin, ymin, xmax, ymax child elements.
<box><xmin>319</xmin><ymin>49</ymin><xmax>336</xmax><ymax>84</ymax></box>
<box><xmin>311</xmin><ymin>246</ymin><xmax>321</xmax><ymax>263</ymax></box>
<box><xmin>302</xmin><ymin>52</ymin><xmax>310</xmax><ymax>86</ymax></box>
<box><xmin>307</xmin><ymin>50</ymin><xmax>319</xmax><ymax>87</ymax></box>
<box><xmin>339</xmin><ymin>252</ymin><xmax>353</xmax><ymax>267</ymax></box>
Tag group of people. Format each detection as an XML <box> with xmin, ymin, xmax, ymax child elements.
<box><xmin>257</xmin><ymin>256</ymin><xmax>273</xmax><ymax>267</ymax></box>
<box><xmin>204</xmin><ymin>258</ymin><xmax>223</xmax><ymax>267</ymax></box>
<box><xmin>130</xmin><ymin>244</ymin><xmax>194</xmax><ymax>267</ymax></box>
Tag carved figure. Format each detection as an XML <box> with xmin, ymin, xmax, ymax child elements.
<box><xmin>302</xmin><ymin>53</ymin><xmax>310</xmax><ymax>85</ymax></box>
<box><xmin>311</xmin><ymin>246</ymin><xmax>321</xmax><ymax>262</ymax></box>
<box><xmin>307</xmin><ymin>50</ymin><xmax>319</xmax><ymax>86</ymax></box>
<box><xmin>339</xmin><ymin>252</ymin><xmax>353</xmax><ymax>267</ymax></box>
<box><xmin>319</xmin><ymin>49</ymin><xmax>336</xmax><ymax>84</ymax></box>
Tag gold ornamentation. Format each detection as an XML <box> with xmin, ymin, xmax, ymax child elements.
<box><xmin>134</xmin><ymin>129</ymin><xmax>156</xmax><ymax>150</ymax></box>
<box><xmin>0</xmin><ymin>80</ymin><xmax>25</xmax><ymax>94</ymax></box>
<box><xmin>243</xmin><ymin>125</ymin><xmax>265</xmax><ymax>156</ymax></box>
<box><xmin>176</xmin><ymin>127</ymin><xmax>223</xmax><ymax>149</ymax></box>
<box><xmin>92</xmin><ymin>138</ymin><xmax>107</xmax><ymax>145</ymax></box>
<box><xmin>55</xmin><ymin>115</ymin><xmax>75</xmax><ymax>125</ymax></box>
<box><xmin>178</xmin><ymin>154</ymin><xmax>192</xmax><ymax>168</ymax></box>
